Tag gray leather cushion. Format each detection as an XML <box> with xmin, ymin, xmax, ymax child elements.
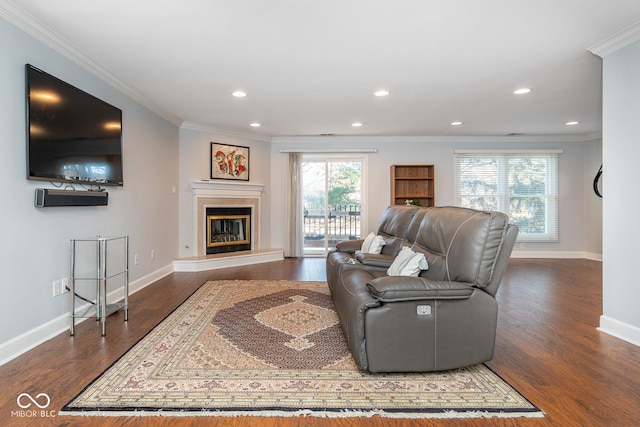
<box><xmin>411</xmin><ymin>207</ymin><xmax>509</xmax><ymax>288</ymax></box>
<box><xmin>376</xmin><ymin>205</ymin><xmax>418</xmax><ymax>240</ymax></box>
<box><xmin>366</xmin><ymin>276</ymin><xmax>474</xmax><ymax>302</ymax></box>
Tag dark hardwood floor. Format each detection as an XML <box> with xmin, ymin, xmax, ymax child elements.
<box><xmin>1</xmin><ymin>258</ymin><xmax>639</xmax><ymax>426</ymax></box>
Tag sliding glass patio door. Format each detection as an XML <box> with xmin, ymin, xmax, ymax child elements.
<box><xmin>301</xmin><ymin>157</ymin><xmax>363</xmax><ymax>256</ymax></box>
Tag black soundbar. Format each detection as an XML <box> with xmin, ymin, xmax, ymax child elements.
<box><xmin>34</xmin><ymin>188</ymin><xmax>108</xmax><ymax>207</ymax></box>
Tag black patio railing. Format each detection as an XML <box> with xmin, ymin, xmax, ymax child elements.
<box><xmin>304</xmin><ymin>204</ymin><xmax>361</xmax><ymax>247</ymax></box>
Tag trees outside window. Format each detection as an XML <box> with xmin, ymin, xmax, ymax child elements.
<box><xmin>302</xmin><ymin>159</ymin><xmax>363</xmax><ymax>255</ymax></box>
<box><xmin>454</xmin><ymin>151</ymin><xmax>559</xmax><ymax>242</ymax></box>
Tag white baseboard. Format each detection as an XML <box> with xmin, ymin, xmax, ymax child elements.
<box><xmin>598</xmin><ymin>316</ymin><xmax>640</xmax><ymax>347</ymax></box>
<box><xmin>584</xmin><ymin>252</ymin><xmax>603</xmax><ymax>262</ymax></box>
<box><xmin>0</xmin><ymin>263</ymin><xmax>173</xmax><ymax>366</ymax></box>
<box><xmin>173</xmin><ymin>249</ymin><xmax>284</xmax><ymax>272</ymax></box>
<box><xmin>511</xmin><ymin>250</ymin><xmax>602</xmax><ymax>261</ymax></box>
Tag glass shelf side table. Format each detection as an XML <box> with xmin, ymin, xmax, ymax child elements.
<box><xmin>69</xmin><ymin>235</ymin><xmax>129</xmax><ymax>336</ymax></box>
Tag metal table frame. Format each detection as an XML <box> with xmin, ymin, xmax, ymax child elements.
<box><xmin>69</xmin><ymin>235</ymin><xmax>129</xmax><ymax>336</ymax></box>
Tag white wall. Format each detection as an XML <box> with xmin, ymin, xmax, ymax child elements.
<box><xmin>178</xmin><ymin>126</ymin><xmax>272</xmax><ymax>257</ymax></box>
<box><xmin>583</xmin><ymin>138</ymin><xmax>603</xmax><ymax>257</ymax></box>
<box><xmin>0</xmin><ymin>17</ymin><xmax>180</xmax><ymax>361</ymax></box>
<box><xmin>270</xmin><ymin>136</ymin><xmax>602</xmax><ymax>258</ymax></box>
<box><xmin>600</xmin><ymin>39</ymin><xmax>640</xmax><ymax>346</ymax></box>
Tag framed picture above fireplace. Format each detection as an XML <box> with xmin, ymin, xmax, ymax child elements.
<box><xmin>210</xmin><ymin>142</ymin><xmax>250</xmax><ymax>181</ymax></box>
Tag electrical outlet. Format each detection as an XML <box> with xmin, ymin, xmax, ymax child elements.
<box><xmin>134</xmin><ymin>254</ymin><xmax>139</xmax><ymax>265</ymax></box>
<box><xmin>151</xmin><ymin>249</ymin><xmax>155</xmax><ymax>260</ymax></box>
<box><xmin>61</xmin><ymin>277</ymin><xmax>70</xmax><ymax>293</ymax></box>
<box><xmin>52</xmin><ymin>280</ymin><xmax>61</xmax><ymax>297</ymax></box>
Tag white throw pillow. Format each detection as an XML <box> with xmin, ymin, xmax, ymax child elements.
<box><xmin>361</xmin><ymin>232</ymin><xmax>376</xmax><ymax>253</ymax></box>
<box><xmin>360</xmin><ymin>232</ymin><xmax>385</xmax><ymax>254</ymax></box>
<box><xmin>387</xmin><ymin>247</ymin><xmax>429</xmax><ymax>277</ymax></box>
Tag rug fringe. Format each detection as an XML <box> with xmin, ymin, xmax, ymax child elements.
<box><xmin>59</xmin><ymin>409</ymin><xmax>545</xmax><ymax>419</ymax></box>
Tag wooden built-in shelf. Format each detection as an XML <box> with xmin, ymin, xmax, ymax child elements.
<box><xmin>390</xmin><ymin>164</ymin><xmax>435</xmax><ymax>207</ymax></box>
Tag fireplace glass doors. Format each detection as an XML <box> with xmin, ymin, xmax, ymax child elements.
<box><xmin>206</xmin><ymin>207</ymin><xmax>251</xmax><ymax>254</ymax></box>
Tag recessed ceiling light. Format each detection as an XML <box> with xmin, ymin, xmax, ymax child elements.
<box><xmin>374</xmin><ymin>90</ymin><xmax>390</xmax><ymax>97</ymax></box>
<box><xmin>250</xmin><ymin>122</ymin><xmax>261</xmax><ymax>127</ymax></box>
<box><xmin>352</xmin><ymin>122</ymin><xmax>363</xmax><ymax>127</ymax></box>
<box><xmin>513</xmin><ymin>88</ymin><xmax>532</xmax><ymax>95</ymax></box>
<box><xmin>232</xmin><ymin>91</ymin><xmax>247</xmax><ymax>98</ymax></box>
<box><xmin>450</xmin><ymin>121</ymin><xmax>463</xmax><ymax>126</ymax></box>
<box><xmin>565</xmin><ymin>121</ymin><xmax>580</xmax><ymax>126</ymax></box>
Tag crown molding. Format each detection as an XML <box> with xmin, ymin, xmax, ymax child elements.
<box><xmin>181</xmin><ymin>128</ymin><xmax>601</xmax><ymax>145</ymax></box>
<box><xmin>0</xmin><ymin>1</ymin><xmax>182</xmax><ymax>127</ymax></box>
<box><xmin>271</xmin><ymin>133</ymin><xmax>602</xmax><ymax>144</ymax></box>
<box><xmin>589</xmin><ymin>21</ymin><xmax>640</xmax><ymax>57</ymax></box>
<box><xmin>180</xmin><ymin>122</ymin><xmax>272</xmax><ymax>143</ymax></box>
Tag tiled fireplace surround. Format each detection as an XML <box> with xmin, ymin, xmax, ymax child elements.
<box><xmin>173</xmin><ymin>181</ymin><xmax>283</xmax><ymax>272</ymax></box>
<box><xmin>197</xmin><ymin>198</ymin><xmax>258</xmax><ymax>256</ymax></box>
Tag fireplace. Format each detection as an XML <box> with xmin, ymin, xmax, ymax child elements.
<box><xmin>206</xmin><ymin>207</ymin><xmax>252</xmax><ymax>254</ymax></box>
<box><xmin>175</xmin><ymin>181</ymin><xmax>283</xmax><ymax>271</ymax></box>
<box><xmin>189</xmin><ymin>180</ymin><xmax>265</xmax><ymax>258</ymax></box>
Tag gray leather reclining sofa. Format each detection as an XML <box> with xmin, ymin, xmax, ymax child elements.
<box><xmin>326</xmin><ymin>205</ymin><xmax>518</xmax><ymax>373</ymax></box>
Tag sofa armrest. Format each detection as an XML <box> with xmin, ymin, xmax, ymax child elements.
<box><xmin>335</xmin><ymin>239</ymin><xmax>363</xmax><ymax>253</ymax></box>
<box><xmin>355</xmin><ymin>252</ymin><xmax>395</xmax><ymax>268</ymax></box>
<box><xmin>366</xmin><ymin>276</ymin><xmax>474</xmax><ymax>302</ymax></box>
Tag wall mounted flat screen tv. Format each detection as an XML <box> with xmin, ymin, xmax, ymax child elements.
<box><xmin>26</xmin><ymin>64</ymin><xmax>124</xmax><ymax>186</ymax></box>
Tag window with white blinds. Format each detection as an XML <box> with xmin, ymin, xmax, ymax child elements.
<box><xmin>454</xmin><ymin>150</ymin><xmax>560</xmax><ymax>242</ymax></box>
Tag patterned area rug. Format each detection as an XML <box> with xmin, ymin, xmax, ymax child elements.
<box><xmin>61</xmin><ymin>280</ymin><xmax>543</xmax><ymax>418</ymax></box>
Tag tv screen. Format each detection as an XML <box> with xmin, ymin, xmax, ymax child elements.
<box><xmin>26</xmin><ymin>64</ymin><xmax>124</xmax><ymax>186</ymax></box>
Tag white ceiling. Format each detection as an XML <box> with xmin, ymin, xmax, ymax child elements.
<box><xmin>4</xmin><ymin>0</ymin><xmax>640</xmax><ymax>139</ymax></box>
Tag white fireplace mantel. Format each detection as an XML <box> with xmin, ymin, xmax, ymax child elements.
<box><xmin>190</xmin><ymin>180</ymin><xmax>264</xmax><ymax>198</ymax></box>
